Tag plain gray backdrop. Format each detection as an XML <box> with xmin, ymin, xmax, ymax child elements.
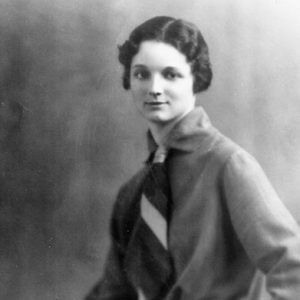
<box><xmin>0</xmin><ymin>0</ymin><xmax>300</xmax><ymax>299</ymax></box>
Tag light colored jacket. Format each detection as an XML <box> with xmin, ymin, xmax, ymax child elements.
<box><xmin>86</xmin><ymin>107</ymin><xmax>300</xmax><ymax>300</ymax></box>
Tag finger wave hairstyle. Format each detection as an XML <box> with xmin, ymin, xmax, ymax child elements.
<box><xmin>118</xmin><ymin>16</ymin><xmax>212</xmax><ymax>94</ymax></box>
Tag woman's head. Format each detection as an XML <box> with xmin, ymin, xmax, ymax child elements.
<box><xmin>118</xmin><ymin>16</ymin><xmax>212</xmax><ymax>94</ymax></box>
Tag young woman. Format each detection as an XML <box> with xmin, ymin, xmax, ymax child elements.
<box><xmin>86</xmin><ymin>16</ymin><xmax>300</xmax><ymax>300</ymax></box>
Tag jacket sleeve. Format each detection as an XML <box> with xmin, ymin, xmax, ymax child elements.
<box><xmin>223</xmin><ymin>150</ymin><xmax>300</xmax><ymax>300</ymax></box>
<box><xmin>84</xmin><ymin>188</ymin><xmax>137</xmax><ymax>300</ymax></box>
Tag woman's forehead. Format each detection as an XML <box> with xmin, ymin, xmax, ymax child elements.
<box><xmin>132</xmin><ymin>40</ymin><xmax>190</xmax><ymax>71</ymax></box>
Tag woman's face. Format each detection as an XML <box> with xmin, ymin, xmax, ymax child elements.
<box><xmin>130</xmin><ymin>40</ymin><xmax>196</xmax><ymax>127</ymax></box>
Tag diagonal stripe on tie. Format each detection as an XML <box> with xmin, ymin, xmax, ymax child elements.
<box><xmin>141</xmin><ymin>193</ymin><xmax>168</xmax><ymax>249</ymax></box>
<box><xmin>137</xmin><ymin>288</ymin><xmax>146</xmax><ymax>300</ymax></box>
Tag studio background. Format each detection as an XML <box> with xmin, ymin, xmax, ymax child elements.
<box><xmin>0</xmin><ymin>0</ymin><xmax>300</xmax><ymax>299</ymax></box>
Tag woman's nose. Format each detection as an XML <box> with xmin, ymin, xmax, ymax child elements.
<box><xmin>148</xmin><ymin>91</ymin><xmax>161</xmax><ymax>98</ymax></box>
<box><xmin>148</xmin><ymin>75</ymin><xmax>163</xmax><ymax>98</ymax></box>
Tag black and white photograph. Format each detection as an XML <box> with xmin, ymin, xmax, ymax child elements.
<box><xmin>1</xmin><ymin>0</ymin><xmax>300</xmax><ymax>299</ymax></box>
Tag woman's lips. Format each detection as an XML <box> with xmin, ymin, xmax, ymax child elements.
<box><xmin>145</xmin><ymin>101</ymin><xmax>167</xmax><ymax>106</ymax></box>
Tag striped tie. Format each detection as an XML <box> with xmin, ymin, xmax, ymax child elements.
<box><xmin>125</xmin><ymin>148</ymin><xmax>174</xmax><ymax>300</ymax></box>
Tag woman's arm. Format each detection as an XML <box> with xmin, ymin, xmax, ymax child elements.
<box><xmin>84</xmin><ymin>243</ymin><xmax>137</xmax><ymax>300</ymax></box>
<box><xmin>84</xmin><ymin>188</ymin><xmax>138</xmax><ymax>300</ymax></box>
<box><xmin>223</xmin><ymin>150</ymin><xmax>300</xmax><ymax>300</ymax></box>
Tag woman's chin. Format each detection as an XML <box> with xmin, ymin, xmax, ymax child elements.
<box><xmin>143</xmin><ymin>112</ymin><xmax>170</xmax><ymax>124</ymax></box>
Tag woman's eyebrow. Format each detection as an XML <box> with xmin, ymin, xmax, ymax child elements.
<box><xmin>164</xmin><ymin>66</ymin><xmax>179</xmax><ymax>71</ymax></box>
<box><xmin>131</xmin><ymin>64</ymin><xmax>147</xmax><ymax>69</ymax></box>
<box><xmin>163</xmin><ymin>66</ymin><xmax>182</xmax><ymax>73</ymax></box>
<box><xmin>131</xmin><ymin>65</ymin><xmax>181</xmax><ymax>72</ymax></box>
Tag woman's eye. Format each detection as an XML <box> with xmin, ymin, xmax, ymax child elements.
<box><xmin>164</xmin><ymin>71</ymin><xmax>181</xmax><ymax>80</ymax></box>
<box><xmin>133</xmin><ymin>70</ymin><xmax>149</xmax><ymax>80</ymax></box>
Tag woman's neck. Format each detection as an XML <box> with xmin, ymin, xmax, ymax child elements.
<box><xmin>148</xmin><ymin>107</ymin><xmax>194</xmax><ymax>148</ymax></box>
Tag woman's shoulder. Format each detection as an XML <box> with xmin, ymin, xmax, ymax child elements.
<box><xmin>208</xmin><ymin>131</ymin><xmax>260</xmax><ymax>173</ymax></box>
<box><xmin>119</xmin><ymin>166</ymin><xmax>148</xmax><ymax>196</ymax></box>
<box><xmin>112</xmin><ymin>166</ymin><xmax>148</xmax><ymax>216</ymax></box>
<box><xmin>209</xmin><ymin>132</ymin><xmax>268</xmax><ymax>186</ymax></box>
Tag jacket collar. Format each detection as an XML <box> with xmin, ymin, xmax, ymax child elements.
<box><xmin>147</xmin><ymin>107</ymin><xmax>220</xmax><ymax>161</ymax></box>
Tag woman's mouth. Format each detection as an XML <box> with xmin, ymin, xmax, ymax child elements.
<box><xmin>145</xmin><ymin>101</ymin><xmax>167</xmax><ymax>106</ymax></box>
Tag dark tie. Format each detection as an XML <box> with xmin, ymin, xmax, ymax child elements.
<box><xmin>125</xmin><ymin>148</ymin><xmax>175</xmax><ymax>300</ymax></box>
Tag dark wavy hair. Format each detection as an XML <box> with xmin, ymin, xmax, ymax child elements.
<box><xmin>118</xmin><ymin>16</ymin><xmax>212</xmax><ymax>94</ymax></box>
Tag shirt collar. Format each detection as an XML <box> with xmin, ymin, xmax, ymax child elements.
<box><xmin>147</xmin><ymin>107</ymin><xmax>219</xmax><ymax>161</ymax></box>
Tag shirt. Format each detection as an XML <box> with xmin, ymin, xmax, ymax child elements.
<box><xmin>85</xmin><ymin>107</ymin><xmax>300</xmax><ymax>300</ymax></box>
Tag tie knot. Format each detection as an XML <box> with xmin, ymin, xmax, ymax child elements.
<box><xmin>153</xmin><ymin>147</ymin><xmax>168</xmax><ymax>164</ymax></box>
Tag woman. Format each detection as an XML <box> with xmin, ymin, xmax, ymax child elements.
<box><xmin>86</xmin><ymin>16</ymin><xmax>300</xmax><ymax>300</ymax></box>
